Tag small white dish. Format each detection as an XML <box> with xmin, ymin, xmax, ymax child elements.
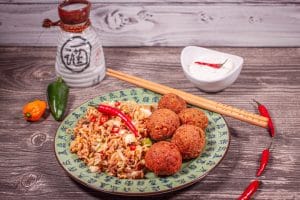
<box><xmin>181</xmin><ymin>46</ymin><xmax>244</xmax><ymax>92</ymax></box>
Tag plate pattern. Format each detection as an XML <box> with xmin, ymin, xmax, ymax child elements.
<box><xmin>55</xmin><ymin>88</ymin><xmax>230</xmax><ymax>195</ymax></box>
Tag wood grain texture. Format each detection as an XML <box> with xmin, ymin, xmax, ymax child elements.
<box><xmin>0</xmin><ymin>46</ymin><xmax>299</xmax><ymax>199</ymax></box>
<box><xmin>1</xmin><ymin>0</ymin><xmax>300</xmax><ymax>3</ymax></box>
<box><xmin>0</xmin><ymin>2</ymin><xmax>300</xmax><ymax>47</ymax></box>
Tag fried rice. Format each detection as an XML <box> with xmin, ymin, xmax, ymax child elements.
<box><xmin>70</xmin><ymin>101</ymin><xmax>155</xmax><ymax>179</ymax></box>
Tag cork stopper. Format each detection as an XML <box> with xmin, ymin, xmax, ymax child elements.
<box><xmin>58</xmin><ymin>0</ymin><xmax>91</xmax><ymax>25</ymax></box>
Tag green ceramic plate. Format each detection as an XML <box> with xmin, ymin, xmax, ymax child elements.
<box><xmin>55</xmin><ymin>88</ymin><xmax>230</xmax><ymax>196</ymax></box>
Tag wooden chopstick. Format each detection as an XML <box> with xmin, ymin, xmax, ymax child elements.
<box><xmin>106</xmin><ymin>68</ymin><xmax>269</xmax><ymax>128</ymax></box>
<box><xmin>108</xmin><ymin>69</ymin><xmax>267</xmax><ymax>122</ymax></box>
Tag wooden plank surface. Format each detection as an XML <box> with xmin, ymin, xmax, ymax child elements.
<box><xmin>0</xmin><ymin>2</ymin><xmax>300</xmax><ymax>47</ymax></box>
<box><xmin>1</xmin><ymin>0</ymin><xmax>300</xmax><ymax>3</ymax></box>
<box><xmin>0</xmin><ymin>46</ymin><xmax>299</xmax><ymax>199</ymax></box>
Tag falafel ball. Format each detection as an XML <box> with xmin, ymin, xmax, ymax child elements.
<box><xmin>178</xmin><ymin>108</ymin><xmax>208</xmax><ymax>130</ymax></box>
<box><xmin>145</xmin><ymin>141</ymin><xmax>182</xmax><ymax>176</ymax></box>
<box><xmin>146</xmin><ymin>108</ymin><xmax>180</xmax><ymax>141</ymax></box>
<box><xmin>171</xmin><ymin>124</ymin><xmax>206</xmax><ymax>160</ymax></box>
<box><xmin>158</xmin><ymin>93</ymin><xmax>187</xmax><ymax>114</ymax></box>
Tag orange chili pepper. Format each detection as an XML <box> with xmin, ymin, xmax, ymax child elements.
<box><xmin>23</xmin><ymin>100</ymin><xmax>47</xmax><ymax>122</ymax></box>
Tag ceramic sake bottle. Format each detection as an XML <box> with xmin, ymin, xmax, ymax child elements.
<box><xmin>43</xmin><ymin>0</ymin><xmax>105</xmax><ymax>87</ymax></box>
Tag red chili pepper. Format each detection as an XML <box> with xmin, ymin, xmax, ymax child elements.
<box><xmin>256</xmin><ymin>141</ymin><xmax>272</xmax><ymax>177</ymax></box>
<box><xmin>238</xmin><ymin>179</ymin><xmax>260</xmax><ymax>200</ymax></box>
<box><xmin>253</xmin><ymin>99</ymin><xmax>275</xmax><ymax>137</ymax></box>
<box><xmin>99</xmin><ymin>115</ymin><xmax>109</xmax><ymax>125</ymax></box>
<box><xmin>114</xmin><ymin>101</ymin><xmax>121</xmax><ymax>107</ymax></box>
<box><xmin>256</xmin><ymin>148</ymin><xmax>270</xmax><ymax>177</ymax></box>
<box><xmin>130</xmin><ymin>145</ymin><xmax>136</xmax><ymax>151</ymax></box>
<box><xmin>111</xmin><ymin>126</ymin><xmax>120</xmax><ymax>134</ymax></box>
<box><xmin>90</xmin><ymin>116</ymin><xmax>96</xmax><ymax>122</ymax></box>
<box><xmin>125</xmin><ymin>114</ymin><xmax>132</xmax><ymax>121</ymax></box>
<box><xmin>97</xmin><ymin>104</ymin><xmax>139</xmax><ymax>137</ymax></box>
<box><xmin>194</xmin><ymin>59</ymin><xmax>228</xmax><ymax>69</ymax></box>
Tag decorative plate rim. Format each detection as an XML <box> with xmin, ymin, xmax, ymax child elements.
<box><xmin>54</xmin><ymin>88</ymin><xmax>231</xmax><ymax>196</ymax></box>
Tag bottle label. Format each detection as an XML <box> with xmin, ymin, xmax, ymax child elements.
<box><xmin>60</xmin><ymin>36</ymin><xmax>92</xmax><ymax>72</ymax></box>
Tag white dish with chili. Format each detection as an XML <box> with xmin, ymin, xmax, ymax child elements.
<box><xmin>181</xmin><ymin>46</ymin><xmax>244</xmax><ymax>92</ymax></box>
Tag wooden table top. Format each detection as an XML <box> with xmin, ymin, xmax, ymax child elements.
<box><xmin>0</xmin><ymin>47</ymin><xmax>299</xmax><ymax>200</ymax></box>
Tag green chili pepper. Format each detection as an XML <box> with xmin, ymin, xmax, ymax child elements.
<box><xmin>142</xmin><ymin>138</ymin><xmax>152</xmax><ymax>147</ymax></box>
<box><xmin>47</xmin><ymin>77</ymin><xmax>69</xmax><ymax>121</ymax></box>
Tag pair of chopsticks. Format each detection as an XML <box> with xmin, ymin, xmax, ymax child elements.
<box><xmin>106</xmin><ymin>68</ymin><xmax>268</xmax><ymax>128</ymax></box>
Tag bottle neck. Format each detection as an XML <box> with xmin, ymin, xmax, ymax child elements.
<box><xmin>60</xmin><ymin>19</ymin><xmax>91</xmax><ymax>33</ymax></box>
<box><xmin>42</xmin><ymin>18</ymin><xmax>90</xmax><ymax>33</ymax></box>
